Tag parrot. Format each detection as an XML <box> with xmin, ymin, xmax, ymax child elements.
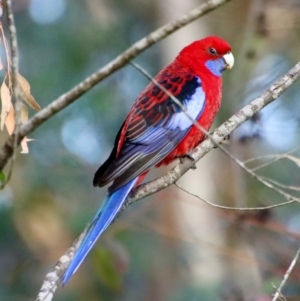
<box><xmin>62</xmin><ymin>35</ymin><xmax>234</xmax><ymax>285</ymax></box>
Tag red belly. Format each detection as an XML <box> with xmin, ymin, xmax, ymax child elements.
<box><xmin>157</xmin><ymin>125</ymin><xmax>206</xmax><ymax>166</ymax></box>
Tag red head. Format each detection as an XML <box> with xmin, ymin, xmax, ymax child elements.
<box><xmin>176</xmin><ymin>36</ymin><xmax>234</xmax><ymax>76</ymax></box>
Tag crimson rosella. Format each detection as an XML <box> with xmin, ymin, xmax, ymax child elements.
<box><xmin>62</xmin><ymin>36</ymin><xmax>234</xmax><ymax>285</ymax></box>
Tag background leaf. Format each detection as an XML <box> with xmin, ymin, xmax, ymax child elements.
<box><xmin>0</xmin><ymin>81</ymin><xmax>11</xmax><ymax>130</ymax></box>
<box><xmin>17</xmin><ymin>73</ymin><xmax>41</xmax><ymax>111</ymax></box>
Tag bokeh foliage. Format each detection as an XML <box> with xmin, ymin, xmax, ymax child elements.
<box><xmin>1</xmin><ymin>1</ymin><xmax>300</xmax><ymax>301</ymax></box>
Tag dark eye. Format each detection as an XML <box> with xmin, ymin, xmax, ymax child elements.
<box><xmin>209</xmin><ymin>47</ymin><xmax>217</xmax><ymax>55</ymax></box>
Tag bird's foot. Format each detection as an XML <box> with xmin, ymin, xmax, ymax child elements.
<box><xmin>178</xmin><ymin>153</ymin><xmax>197</xmax><ymax>170</ymax></box>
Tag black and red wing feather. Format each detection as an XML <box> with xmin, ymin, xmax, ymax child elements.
<box><xmin>93</xmin><ymin>71</ymin><xmax>204</xmax><ymax>193</ymax></box>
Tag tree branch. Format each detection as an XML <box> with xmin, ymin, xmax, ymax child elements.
<box><xmin>272</xmin><ymin>246</ymin><xmax>300</xmax><ymax>301</ymax></box>
<box><xmin>3</xmin><ymin>0</ymin><xmax>19</xmax><ymax>109</ymax></box>
<box><xmin>3</xmin><ymin>0</ymin><xmax>21</xmax><ymax>183</ymax></box>
<box><xmin>175</xmin><ymin>183</ymin><xmax>297</xmax><ymax>211</ymax></box>
<box><xmin>0</xmin><ymin>0</ymin><xmax>232</xmax><ymax>172</ymax></box>
<box><xmin>35</xmin><ymin>231</ymin><xmax>85</xmax><ymax>301</ymax></box>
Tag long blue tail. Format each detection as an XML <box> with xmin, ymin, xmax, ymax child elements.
<box><xmin>61</xmin><ymin>177</ymin><xmax>138</xmax><ymax>285</ymax></box>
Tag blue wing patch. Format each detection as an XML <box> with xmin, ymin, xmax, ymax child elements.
<box><xmin>95</xmin><ymin>75</ymin><xmax>206</xmax><ymax>192</ymax></box>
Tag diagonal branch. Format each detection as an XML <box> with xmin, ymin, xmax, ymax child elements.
<box><xmin>272</xmin><ymin>245</ymin><xmax>300</xmax><ymax>301</ymax></box>
<box><xmin>3</xmin><ymin>0</ymin><xmax>20</xmax><ymax>116</ymax></box>
<box><xmin>0</xmin><ymin>0</ymin><xmax>232</xmax><ymax>172</ymax></box>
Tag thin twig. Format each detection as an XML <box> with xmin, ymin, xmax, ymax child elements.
<box><xmin>0</xmin><ymin>0</ymin><xmax>232</xmax><ymax>171</ymax></box>
<box><xmin>272</xmin><ymin>246</ymin><xmax>300</xmax><ymax>301</ymax></box>
<box><xmin>259</xmin><ymin>176</ymin><xmax>300</xmax><ymax>192</ymax></box>
<box><xmin>130</xmin><ymin>61</ymin><xmax>212</xmax><ymax>139</ymax></box>
<box><xmin>243</xmin><ymin>145</ymin><xmax>300</xmax><ymax>172</ymax></box>
<box><xmin>175</xmin><ymin>183</ymin><xmax>297</xmax><ymax>211</ymax></box>
<box><xmin>249</xmin><ymin>156</ymin><xmax>283</xmax><ymax>172</ymax></box>
<box><xmin>0</xmin><ymin>24</ymin><xmax>12</xmax><ymax>81</ymax></box>
<box><xmin>3</xmin><ymin>0</ymin><xmax>21</xmax><ymax>183</ymax></box>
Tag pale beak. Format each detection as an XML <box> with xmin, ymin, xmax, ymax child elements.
<box><xmin>223</xmin><ymin>52</ymin><xmax>234</xmax><ymax>69</ymax></box>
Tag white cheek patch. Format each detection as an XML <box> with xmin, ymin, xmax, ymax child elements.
<box><xmin>167</xmin><ymin>86</ymin><xmax>206</xmax><ymax>131</ymax></box>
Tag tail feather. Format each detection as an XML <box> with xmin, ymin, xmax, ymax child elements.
<box><xmin>61</xmin><ymin>177</ymin><xmax>137</xmax><ymax>285</ymax></box>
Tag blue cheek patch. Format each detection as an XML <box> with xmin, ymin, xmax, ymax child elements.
<box><xmin>205</xmin><ymin>58</ymin><xmax>226</xmax><ymax>77</ymax></box>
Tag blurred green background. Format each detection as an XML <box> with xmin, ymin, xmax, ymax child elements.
<box><xmin>1</xmin><ymin>0</ymin><xmax>300</xmax><ymax>300</ymax></box>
